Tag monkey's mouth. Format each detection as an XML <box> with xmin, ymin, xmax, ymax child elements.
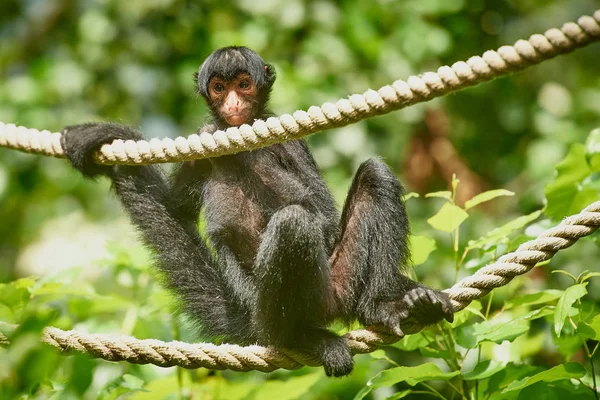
<box><xmin>223</xmin><ymin>111</ymin><xmax>253</xmax><ymax>127</ymax></box>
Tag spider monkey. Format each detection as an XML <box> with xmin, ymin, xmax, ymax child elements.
<box><xmin>60</xmin><ymin>46</ymin><xmax>454</xmax><ymax>377</ymax></box>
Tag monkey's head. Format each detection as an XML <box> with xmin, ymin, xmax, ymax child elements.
<box><xmin>195</xmin><ymin>46</ymin><xmax>276</xmax><ymax>127</ymax></box>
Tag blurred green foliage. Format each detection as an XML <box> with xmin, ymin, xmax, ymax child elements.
<box><xmin>1</xmin><ymin>0</ymin><xmax>600</xmax><ymax>398</ymax></box>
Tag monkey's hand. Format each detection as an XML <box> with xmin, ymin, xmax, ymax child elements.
<box><xmin>398</xmin><ymin>286</ymin><xmax>454</xmax><ymax>327</ymax></box>
<box><xmin>61</xmin><ymin>122</ymin><xmax>144</xmax><ymax>178</ymax></box>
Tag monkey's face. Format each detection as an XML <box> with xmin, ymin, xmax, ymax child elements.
<box><xmin>208</xmin><ymin>73</ymin><xmax>259</xmax><ymax>127</ymax></box>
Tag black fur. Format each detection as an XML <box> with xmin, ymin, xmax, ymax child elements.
<box><xmin>61</xmin><ymin>46</ymin><xmax>453</xmax><ymax>377</ymax></box>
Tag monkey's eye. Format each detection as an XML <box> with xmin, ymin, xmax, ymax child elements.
<box><xmin>213</xmin><ymin>83</ymin><xmax>225</xmax><ymax>93</ymax></box>
<box><xmin>239</xmin><ymin>80</ymin><xmax>250</xmax><ymax>89</ymax></box>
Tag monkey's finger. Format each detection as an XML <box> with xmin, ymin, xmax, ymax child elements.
<box><xmin>426</xmin><ymin>290</ymin><xmax>440</xmax><ymax>306</ymax></box>
<box><xmin>444</xmin><ymin>311</ymin><xmax>454</xmax><ymax>323</ymax></box>
<box><xmin>396</xmin><ymin>309</ymin><xmax>410</xmax><ymax>321</ymax></box>
<box><xmin>441</xmin><ymin>300</ymin><xmax>454</xmax><ymax>323</ymax></box>
<box><xmin>391</xmin><ymin>323</ymin><xmax>404</xmax><ymax>338</ymax></box>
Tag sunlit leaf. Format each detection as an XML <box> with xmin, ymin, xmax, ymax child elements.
<box><xmin>464</xmin><ymin>189</ymin><xmax>515</xmax><ymax>210</ymax></box>
<box><xmin>12</xmin><ymin>277</ymin><xmax>38</xmax><ymax>290</ymax></box>
<box><xmin>393</xmin><ymin>331</ymin><xmax>435</xmax><ymax>351</ymax></box>
<box><xmin>252</xmin><ymin>372</ymin><xmax>322</xmax><ymax>400</ymax></box>
<box><xmin>451</xmin><ymin>301</ymin><xmax>485</xmax><ymax>328</ymax></box>
<box><xmin>584</xmin><ymin>314</ymin><xmax>600</xmax><ymax>340</ymax></box>
<box><xmin>427</xmin><ymin>203</ymin><xmax>468</xmax><ymax>233</ymax></box>
<box><xmin>425</xmin><ymin>190</ymin><xmax>452</xmax><ymax>200</ymax></box>
<box><xmin>419</xmin><ymin>346</ymin><xmax>451</xmax><ymax>359</ymax></box>
<box><xmin>545</xmin><ymin>144</ymin><xmax>592</xmax><ymax>219</ymax></box>
<box><xmin>580</xmin><ymin>272</ymin><xmax>600</xmax><ymax>282</ymax></box>
<box><xmin>99</xmin><ymin>374</ymin><xmax>147</xmax><ymax>400</ymax></box>
<box><xmin>457</xmin><ymin>318</ymin><xmax>532</xmax><ymax>348</ymax></box>
<box><xmin>503</xmin><ymin>289</ymin><xmax>563</xmax><ymax>309</ymax></box>
<box><xmin>409</xmin><ymin>235</ymin><xmax>436</xmax><ymax>266</ymax></box>
<box><xmin>503</xmin><ymin>362</ymin><xmax>586</xmax><ymax>392</ymax></box>
<box><xmin>585</xmin><ymin>128</ymin><xmax>600</xmax><ymax>171</ymax></box>
<box><xmin>478</xmin><ymin>321</ymin><xmax>529</xmax><ymax>343</ymax></box>
<box><xmin>385</xmin><ymin>390</ymin><xmax>412</xmax><ymax>400</ymax></box>
<box><xmin>554</xmin><ymin>283</ymin><xmax>587</xmax><ymax>336</ymax></box>
<box><xmin>517</xmin><ymin>306</ymin><xmax>555</xmax><ymax>321</ymax></box>
<box><xmin>451</xmin><ymin>175</ymin><xmax>459</xmax><ymax>192</ymax></box>
<box><xmin>404</xmin><ymin>192</ymin><xmax>420</xmax><ymax>200</ymax></box>
<box><xmin>466</xmin><ymin>210</ymin><xmax>542</xmax><ymax>251</ymax></box>
<box><xmin>354</xmin><ymin>363</ymin><xmax>459</xmax><ymax>399</ymax></box>
<box><xmin>369</xmin><ymin>349</ymin><xmax>397</xmax><ymax>365</ymax></box>
<box><xmin>462</xmin><ymin>360</ymin><xmax>505</xmax><ymax>380</ymax></box>
<box><xmin>0</xmin><ymin>283</ymin><xmax>30</xmax><ymax>311</ymax></box>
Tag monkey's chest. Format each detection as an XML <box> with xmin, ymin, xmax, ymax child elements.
<box><xmin>203</xmin><ymin>178</ymin><xmax>273</xmax><ymax>266</ymax></box>
<box><xmin>204</xmin><ymin>155</ymin><xmax>310</xmax><ymax>266</ymax></box>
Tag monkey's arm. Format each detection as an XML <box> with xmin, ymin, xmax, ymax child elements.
<box><xmin>61</xmin><ymin>123</ymin><xmax>249</xmax><ymax>340</ymax></box>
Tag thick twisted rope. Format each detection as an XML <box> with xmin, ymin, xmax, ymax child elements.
<box><xmin>1</xmin><ymin>11</ymin><xmax>599</xmax><ymax>165</ymax></box>
<box><xmin>4</xmin><ymin>201</ymin><xmax>599</xmax><ymax>371</ymax></box>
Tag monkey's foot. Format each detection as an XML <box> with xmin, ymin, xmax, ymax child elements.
<box><xmin>320</xmin><ymin>336</ymin><xmax>354</xmax><ymax>377</ymax></box>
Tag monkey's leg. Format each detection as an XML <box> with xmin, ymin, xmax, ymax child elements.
<box><xmin>330</xmin><ymin>158</ymin><xmax>453</xmax><ymax>336</ymax></box>
<box><xmin>253</xmin><ymin>205</ymin><xmax>353</xmax><ymax>377</ymax></box>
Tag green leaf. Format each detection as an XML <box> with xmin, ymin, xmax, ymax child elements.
<box><xmin>355</xmin><ymin>363</ymin><xmax>460</xmax><ymax>399</ymax></box>
<box><xmin>585</xmin><ymin>128</ymin><xmax>600</xmax><ymax>171</ymax></box>
<box><xmin>425</xmin><ymin>191</ymin><xmax>452</xmax><ymax>200</ymax></box>
<box><xmin>585</xmin><ymin>314</ymin><xmax>600</xmax><ymax>340</ymax></box>
<box><xmin>580</xmin><ymin>272</ymin><xmax>600</xmax><ymax>283</ymax></box>
<box><xmin>466</xmin><ymin>210</ymin><xmax>542</xmax><ymax>251</ymax></box>
<box><xmin>419</xmin><ymin>346</ymin><xmax>451</xmax><ymax>359</ymax></box>
<box><xmin>369</xmin><ymin>349</ymin><xmax>397</xmax><ymax>365</ymax></box>
<box><xmin>545</xmin><ymin>144</ymin><xmax>592</xmax><ymax>219</ymax></box>
<box><xmin>252</xmin><ymin>372</ymin><xmax>322</xmax><ymax>400</ymax></box>
<box><xmin>486</xmin><ymin>362</ymin><xmax>542</xmax><ymax>394</ymax></box>
<box><xmin>503</xmin><ymin>362</ymin><xmax>586</xmax><ymax>392</ymax></box>
<box><xmin>450</xmin><ymin>301</ymin><xmax>485</xmax><ymax>328</ymax></box>
<box><xmin>99</xmin><ymin>374</ymin><xmax>147</xmax><ymax>400</ymax></box>
<box><xmin>503</xmin><ymin>289</ymin><xmax>563</xmax><ymax>309</ymax></box>
<box><xmin>478</xmin><ymin>321</ymin><xmax>530</xmax><ymax>343</ymax></box>
<box><xmin>554</xmin><ymin>283</ymin><xmax>587</xmax><ymax>336</ymax></box>
<box><xmin>518</xmin><ymin>306</ymin><xmax>555</xmax><ymax>321</ymax></box>
<box><xmin>462</xmin><ymin>360</ymin><xmax>505</xmax><ymax>380</ymax></box>
<box><xmin>427</xmin><ymin>203</ymin><xmax>468</xmax><ymax>233</ymax></box>
<box><xmin>12</xmin><ymin>277</ymin><xmax>38</xmax><ymax>290</ymax></box>
<box><xmin>404</xmin><ymin>192</ymin><xmax>420</xmax><ymax>200</ymax></box>
<box><xmin>385</xmin><ymin>390</ymin><xmax>412</xmax><ymax>400</ymax></box>
<box><xmin>464</xmin><ymin>189</ymin><xmax>515</xmax><ymax>210</ymax></box>
<box><xmin>451</xmin><ymin>175</ymin><xmax>460</xmax><ymax>192</ymax></box>
<box><xmin>409</xmin><ymin>235</ymin><xmax>437</xmax><ymax>266</ymax></box>
<box><xmin>575</xmin><ymin>321</ymin><xmax>597</xmax><ymax>341</ymax></box>
<box><xmin>0</xmin><ymin>283</ymin><xmax>30</xmax><ymax>312</ymax></box>
<box><xmin>393</xmin><ymin>332</ymin><xmax>435</xmax><ymax>351</ymax></box>
<box><xmin>0</xmin><ymin>321</ymin><xmax>17</xmax><ymax>337</ymax></box>
<box><xmin>458</xmin><ymin>318</ymin><xmax>532</xmax><ymax>348</ymax></box>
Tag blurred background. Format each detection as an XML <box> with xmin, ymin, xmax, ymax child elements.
<box><xmin>1</xmin><ymin>0</ymin><xmax>599</xmax><ymax>398</ymax></box>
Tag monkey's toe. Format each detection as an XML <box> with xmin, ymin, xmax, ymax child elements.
<box><xmin>322</xmin><ymin>344</ymin><xmax>354</xmax><ymax>377</ymax></box>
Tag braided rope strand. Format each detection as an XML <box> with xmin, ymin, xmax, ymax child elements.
<box><xmin>0</xmin><ymin>11</ymin><xmax>598</xmax><ymax>164</ymax></box>
<box><xmin>3</xmin><ymin>201</ymin><xmax>595</xmax><ymax>372</ymax></box>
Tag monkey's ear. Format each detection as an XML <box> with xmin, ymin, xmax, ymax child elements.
<box><xmin>265</xmin><ymin>64</ymin><xmax>276</xmax><ymax>85</ymax></box>
<box><xmin>192</xmin><ymin>72</ymin><xmax>201</xmax><ymax>94</ymax></box>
